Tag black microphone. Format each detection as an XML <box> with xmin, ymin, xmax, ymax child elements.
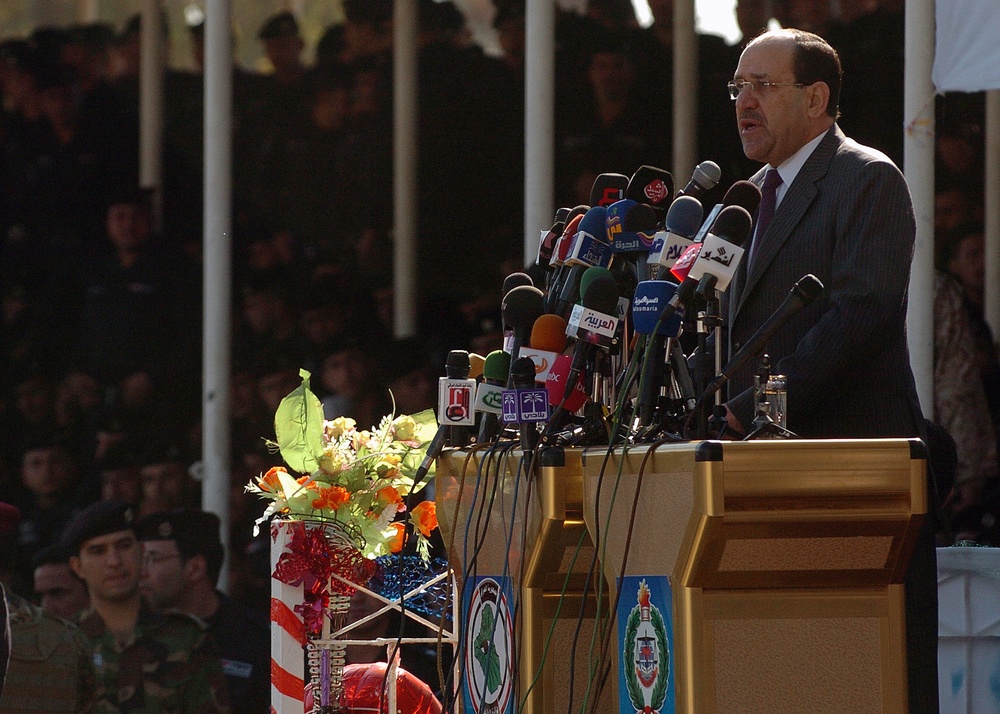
<box><xmin>589</xmin><ymin>173</ymin><xmax>629</xmax><ymax>207</ymax></box>
<box><xmin>501</xmin><ymin>272</ymin><xmax>534</xmax><ymax>352</ymax></box>
<box><xmin>510</xmin><ymin>356</ymin><xmax>541</xmax><ymax>453</ymax></box>
<box><xmin>476</xmin><ymin>350</ymin><xmax>510</xmax><ymax>443</ymax></box>
<box><xmin>501</xmin><ymin>285</ymin><xmax>545</xmax><ymax>385</ymax></box>
<box><xmin>411</xmin><ymin>350</ymin><xmax>474</xmax><ymax>490</ymax></box>
<box><xmin>536</xmin><ymin>207</ymin><xmax>573</xmax><ymax>270</ymax></box>
<box><xmin>676</xmin><ymin>160</ymin><xmax>722</xmax><ymax>201</ymax></box>
<box><xmin>562</xmin><ymin>271</ymin><xmax>621</xmax><ymax>402</ymax></box>
<box><xmin>662</xmin><ymin>205</ymin><xmax>755</xmax><ymax>323</ymax></box>
<box><xmin>694</xmin><ymin>179</ymin><xmax>762</xmax><ymax>243</ymax></box>
<box><xmin>554</xmin><ymin>206</ymin><xmax>611</xmax><ymax>319</ymax></box>
<box><xmin>701</xmin><ymin>274</ymin><xmax>824</xmax><ymax>399</ymax></box>
<box><xmin>445</xmin><ymin>350</ymin><xmax>473</xmax><ymax>447</ymax></box>
<box><xmin>625</xmin><ymin>165</ymin><xmax>674</xmax><ymax>217</ymax></box>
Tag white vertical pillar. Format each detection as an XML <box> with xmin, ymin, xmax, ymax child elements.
<box><xmin>984</xmin><ymin>91</ymin><xmax>1000</xmax><ymax>342</ymax></box>
<box><xmin>524</xmin><ymin>0</ymin><xmax>556</xmax><ymax>265</ymax></box>
<box><xmin>904</xmin><ymin>0</ymin><xmax>935</xmax><ymax>417</ymax></box>
<box><xmin>139</xmin><ymin>0</ymin><xmax>165</xmax><ymax>229</ymax></box>
<box><xmin>394</xmin><ymin>0</ymin><xmax>419</xmax><ymax>338</ymax></box>
<box><xmin>203</xmin><ymin>0</ymin><xmax>233</xmax><ymax>591</ymax></box>
<box><xmin>673</xmin><ymin>0</ymin><xmax>697</xmax><ymax>184</ymax></box>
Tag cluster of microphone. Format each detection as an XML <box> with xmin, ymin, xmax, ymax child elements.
<box><xmin>419</xmin><ymin>162</ymin><xmax>825</xmax><ymax>469</ymax></box>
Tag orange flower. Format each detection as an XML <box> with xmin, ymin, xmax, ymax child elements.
<box><xmin>388</xmin><ymin>522</ymin><xmax>406</xmax><ymax>553</ymax></box>
<box><xmin>297</xmin><ymin>475</ymin><xmax>320</xmax><ymax>491</ymax></box>
<box><xmin>258</xmin><ymin>466</ymin><xmax>287</xmax><ymax>492</ymax></box>
<box><xmin>312</xmin><ymin>485</ymin><xmax>350</xmax><ymax>511</ymax></box>
<box><xmin>410</xmin><ymin>501</ymin><xmax>437</xmax><ymax>538</ymax></box>
<box><xmin>377</xmin><ymin>486</ymin><xmax>402</xmax><ymax>505</ymax></box>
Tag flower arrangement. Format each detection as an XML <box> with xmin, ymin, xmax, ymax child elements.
<box><xmin>246</xmin><ymin>369</ymin><xmax>440</xmax><ymax>561</ymax></box>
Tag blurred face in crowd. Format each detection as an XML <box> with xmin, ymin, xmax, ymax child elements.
<box><xmin>22</xmin><ymin>446</ymin><xmax>76</xmax><ymax>506</ymax></box>
<box><xmin>312</xmin><ymin>87</ymin><xmax>351</xmax><ymax>131</ymax></box>
<box><xmin>321</xmin><ymin>349</ymin><xmax>369</xmax><ymax>399</ymax></box>
<box><xmin>101</xmin><ymin>467</ymin><xmax>142</xmax><ymax>505</ymax></box>
<box><xmin>15</xmin><ymin>376</ymin><xmax>53</xmax><ymax>423</ymax></box>
<box><xmin>258</xmin><ymin>369</ymin><xmax>301</xmax><ymax>413</ymax></box>
<box><xmin>70</xmin><ymin>530</ymin><xmax>142</xmax><ymax>604</ymax></box>
<box><xmin>587</xmin><ymin>51</ymin><xmax>633</xmax><ymax>105</ymax></box>
<box><xmin>34</xmin><ymin>561</ymin><xmax>90</xmax><ymax>620</ymax></box>
<box><xmin>106</xmin><ymin>202</ymin><xmax>152</xmax><ymax>253</ymax></box>
<box><xmin>734</xmin><ymin>34</ymin><xmax>829</xmax><ymax>167</ymax></box>
<box><xmin>263</xmin><ymin>35</ymin><xmax>304</xmax><ymax>76</ymax></box>
<box><xmin>948</xmin><ymin>232</ymin><xmax>985</xmax><ymax>298</ymax></box>
<box><xmin>140</xmin><ymin>539</ymin><xmax>188</xmax><ymax>611</ymax></box>
<box><xmin>139</xmin><ymin>462</ymin><xmax>190</xmax><ymax>516</ymax></box>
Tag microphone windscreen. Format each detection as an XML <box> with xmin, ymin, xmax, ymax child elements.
<box><xmin>577</xmin><ymin>206</ymin><xmax>609</xmax><ymax>243</ymax></box>
<box><xmin>691</xmin><ymin>161</ymin><xmax>722</xmax><ymax>192</ymax></box>
<box><xmin>793</xmin><ymin>274</ymin><xmax>824</xmax><ymax>303</ymax></box>
<box><xmin>530</xmin><ymin>314</ymin><xmax>568</xmax><ymax>352</ymax></box>
<box><xmin>579</xmin><ymin>266</ymin><xmax>615</xmax><ymax>306</ymax></box>
<box><xmin>468</xmin><ymin>353</ymin><xmax>485</xmax><ymax>380</ymax></box>
<box><xmin>510</xmin><ymin>356</ymin><xmax>537</xmax><ymax>388</ymax></box>
<box><xmin>502</xmin><ymin>271</ymin><xmax>533</xmax><ymax>295</ymax></box>
<box><xmin>483</xmin><ymin>350</ymin><xmax>511</xmax><ymax>382</ymax></box>
<box><xmin>446</xmin><ymin>350</ymin><xmax>471</xmax><ymax>377</ymax></box>
<box><xmin>589</xmin><ymin>173</ymin><xmax>629</xmax><ymax>207</ymax></box>
<box><xmin>553</xmin><ymin>206</ymin><xmax>572</xmax><ymax>225</ymax></box>
<box><xmin>607</xmin><ymin>199</ymin><xmax>658</xmax><ymax>252</ymax></box>
<box><xmin>665</xmin><ymin>195</ymin><xmax>704</xmax><ymax>238</ymax></box>
<box><xmin>556</xmin><ymin>214</ymin><xmax>585</xmax><ymax>262</ymax></box>
<box><xmin>722</xmin><ymin>180</ymin><xmax>762</xmax><ymax>217</ymax></box>
<box><xmin>502</xmin><ymin>285</ymin><xmax>546</xmax><ymax>333</ymax></box>
<box><xmin>546</xmin><ymin>354</ymin><xmax>589</xmax><ymax>412</ymax></box>
<box><xmin>626</xmin><ymin>165</ymin><xmax>674</xmax><ymax>208</ymax></box>
<box><xmin>581</xmin><ymin>272</ymin><xmax>620</xmax><ymax>315</ymax></box>
<box><xmin>709</xmin><ymin>205</ymin><xmax>753</xmax><ymax>247</ymax></box>
<box><xmin>632</xmin><ymin>280</ymin><xmax>683</xmax><ymax>337</ymax></box>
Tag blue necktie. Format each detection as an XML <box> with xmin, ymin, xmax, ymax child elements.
<box><xmin>749</xmin><ymin>168</ymin><xmax>782</xmax><ymax>266</ymax></box>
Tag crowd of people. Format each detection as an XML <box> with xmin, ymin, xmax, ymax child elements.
<box><xmin>0</xmin><ymin>0</ymin><xmax>998</xmax><ymax>710</ymax></box>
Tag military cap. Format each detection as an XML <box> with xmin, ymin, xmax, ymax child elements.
<box><xmin>259</xmin><ymin>11</ymin><xmax>300</xmax><ymax>40</ymax></box>
<box><xmin>137</xmin><ymin>509</ymin><xmax>224</xmax><ymax>580</ymax></box>
<box><xmin>60</xmin><ymin>499</ymin><xmax>136</xmax><ymax>553</ymax></box>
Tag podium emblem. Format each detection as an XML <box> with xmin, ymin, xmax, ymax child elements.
<box><xmin>462</xmin><ymin>577</ymin><xmax>514</xmax><ymax>714</ymax></box>
<box><xmin>620</xmin><ymin>578</ymin><xmax>672</xmax><ymax>714</ymax></box>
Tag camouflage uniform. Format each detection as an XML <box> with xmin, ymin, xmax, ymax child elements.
<box><xmin>78</xmin><ymin>604</ymin><xmax>231</xmax><ymax>713</ymax></box>
<box><xmin>0</xmin><ymin>591</ymin><xmax>97</xmax><ymax>712</ymax></box>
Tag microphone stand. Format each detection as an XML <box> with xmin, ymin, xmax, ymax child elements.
<box><xmin>690</xmin><ymin>290</ymin><xmax>723</xmax><ymax>440</ymax></box>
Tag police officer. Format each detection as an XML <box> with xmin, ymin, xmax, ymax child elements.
<box><xmin>62</xmin><ymin>500</ymin><xmax>230</xmax><ymax>712</ymax></box>
<box><xmin>138</xmin><ymin>508</ymin><xmax>269</xmax><ymax>712</ymax></box>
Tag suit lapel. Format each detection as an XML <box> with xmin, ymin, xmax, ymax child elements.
<box><xmin>733</xmin><ymin>125</ymin><xmax>841</xmax><ymax>319</ymax></box>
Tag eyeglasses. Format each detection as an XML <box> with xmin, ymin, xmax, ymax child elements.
<box><xmin>728</xmin><ymin>79</ymin><xmax>807</xmax><ymax>100</ymax></box>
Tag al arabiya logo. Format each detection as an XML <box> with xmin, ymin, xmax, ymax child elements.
<box><xmin>623</xmin><ymin>580</ymin><xmax>669</xmax><ymax>714</ymax></box>
<box><xmin>465</xmin><ymin>578</ymin><xmax>514</xmax><ymax>714</ymax></box>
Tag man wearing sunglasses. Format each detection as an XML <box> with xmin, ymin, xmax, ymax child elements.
<box><xmin>723</xmin><ymin>29</ymin><xmax>937</xmax><ymax>713</ymax></box>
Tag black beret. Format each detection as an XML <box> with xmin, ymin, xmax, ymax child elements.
<box><xmin>136</xmin><ymin>508</ymin><xmax>222</xmax><ymax>562</ymax></box>
<box><xmin>259</xmin><ymin>11</ymin><xmax>300</xmax><ymax>40</ymax></box>
<box><xmin>60</xmin><ymin>500</ymin><xmax>136</xmax><ymax>553</ymax></box>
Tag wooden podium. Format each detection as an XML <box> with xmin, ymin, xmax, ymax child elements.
<box><xmin>437</xmin><ymin>438</ymin><xmax>927</xmax><ymax>713</ymax></box>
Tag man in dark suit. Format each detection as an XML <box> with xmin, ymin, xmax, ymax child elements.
<box><xmin>724</xmin><ymin>29</ymin><xmax>938</xmax><ymax>713</ymax></box>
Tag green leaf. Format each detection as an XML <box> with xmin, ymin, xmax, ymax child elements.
<box><xmin>274</xmin><ymin>369</ymin><xmax>325</xmax><ymax>473</ymax></box>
